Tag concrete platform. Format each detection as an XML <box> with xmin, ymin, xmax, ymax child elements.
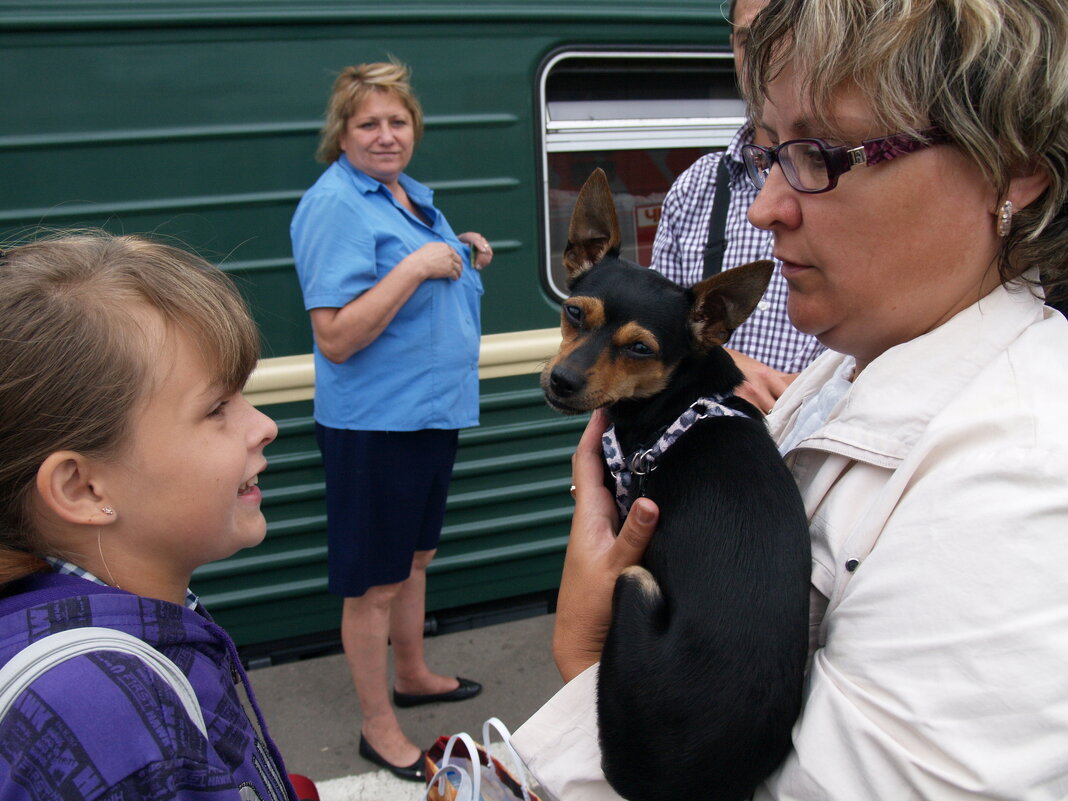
<box><xmin>246</xmin><ymin>613</ymin><xmax>563</xmax><ymax>800</ymax></box>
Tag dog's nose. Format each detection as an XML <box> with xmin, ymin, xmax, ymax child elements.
<box><xmin>549</xmin><ymin>366</ymin><xmax>584</xmax><ymax>398</ymax></box>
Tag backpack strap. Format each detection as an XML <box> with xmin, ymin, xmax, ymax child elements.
<box><xmin>0</xmin><ymin>626</ymin><xmax>206</xmax><ymax>738</ymax></box>
<box><xmin>702</xmin><ymin>154</ymin><xmax>733</xmax><ymax>279</ymax></box>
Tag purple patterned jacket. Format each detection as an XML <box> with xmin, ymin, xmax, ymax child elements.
<box><xmin>0</xmin><ymin>571</ymin><xmax>294</xmax><ymax>801</ymax></box>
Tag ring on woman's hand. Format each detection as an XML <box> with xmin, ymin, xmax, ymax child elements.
<box><xmin>569</xmin><ymin>484</ymin><xmax>577</xmax><ymax>499</ymax></box>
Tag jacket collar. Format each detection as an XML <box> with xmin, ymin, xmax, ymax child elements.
<box><xmin>41</xmin><ymin>557</ymin><xmax>199</xmax><ymax>609</ymax></box>
<box><xmin>769</xmin><ymin>277</ymin><xmax>1046</xmax><ymax>465</ymax></box>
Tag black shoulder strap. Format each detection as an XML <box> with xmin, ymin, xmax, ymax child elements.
<box><xmin>702</xmin><ymin>154</ymin><xmax>733</xmax><ymax>279</ymax></box>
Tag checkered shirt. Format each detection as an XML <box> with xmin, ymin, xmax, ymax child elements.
<box><xmin>43</xmin><ymin>555</ymin><xmax>200</xmax><ymax>610</ymax></box>
<box><xmin>651</xmin><ymin>124</ymin><xmax>825</xmax><ymax>374</ymax></box>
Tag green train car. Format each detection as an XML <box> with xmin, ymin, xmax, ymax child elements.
<box><xmin>0</xmin><ymin>0</ymin><xmax>742</xmax><ymax>660</ymax></box>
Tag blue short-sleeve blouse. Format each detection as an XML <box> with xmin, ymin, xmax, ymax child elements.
<box><xmin>291</xmin><ymin>158</ymin><xmax>482</xmax><ymax>431</ymax></box>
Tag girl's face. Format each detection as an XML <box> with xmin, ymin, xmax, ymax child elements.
<box><xmin>97</xmin><ymin>322</ymin><xmax>277</xmax><ymax>597</ymax></box>
<box><xmin>339</xmin><ymin>91</ymin><xmax>415</xmax><ymax>187</ymax></box>
<box><xmin>747</xmin><ymin>66</ymin><xmax>1002</xmax><ymax>372</ymax></box>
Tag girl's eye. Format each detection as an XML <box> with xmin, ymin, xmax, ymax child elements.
<box><xmin>563</xmin><ymin>305</ymin><xmax>583</xmax><ymax>326</ymax></box>
<box><xmin>625</xmin><ymin>342</ymin><xmax>655</xmax><ymax>357</ymax></box>
<box><xmin>208</xmin><ymin>400</ymin><xmax>229</xmax><ymax>418</ymax></box>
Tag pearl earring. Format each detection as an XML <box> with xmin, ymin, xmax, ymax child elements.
<box><xmin>997</xmin><ymin>200</ymin><xmax>1014</xmax><ymax>237</ymax></box>
<box><xmin>101</xmin><ymin>506</ymin><xmax>115</xmax><ymax>516</ymax></box>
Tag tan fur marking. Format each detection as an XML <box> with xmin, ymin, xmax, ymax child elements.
<box><xmin>555</xmin><ymin>297</ymin><xmax>605</xmax><ymax>343</ymax></box>
<box><xmin>576</xmin><ymin>297</ymin><xmax>606</xmax><ymax>331</ymax></box>
<box><xmin>613</xmin><ymin>321</ymin><xmax>660</xmax><ymax>356</ymax></box>
<box><xmin>551</xmin><ymin>332</ymin><xmax>582</xmax><ymax>358</ymax></box>
<box><xmin>585</xmin><ymin>349</ymin><xmax>672</xmax><ymax>406</ymax></box>
<box><xmin>620</xmin><ymin>565</ymin><xmax>662</xmax><ymax>603</ymax></box>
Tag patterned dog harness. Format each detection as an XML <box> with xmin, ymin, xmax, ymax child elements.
<box><xmin>602</xmin><ymin>395</ymin><xmax>749</xmax><ymax>518</ymax></box>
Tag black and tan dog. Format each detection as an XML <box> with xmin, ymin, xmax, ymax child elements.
<box><xmin>542</xmin><ymin>169</ymin><xmax>810</xmax><ymax>801</ymax></box>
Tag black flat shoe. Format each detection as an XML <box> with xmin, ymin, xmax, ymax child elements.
<box><xmin>393</xmin><ymin>676</ymin><xmax>482</xmax><ymax>708</ymax></box>
<box><xmin>358</xmin><ymin>734</ymin><xmax>426</xmax><ymax>782</ymax></box>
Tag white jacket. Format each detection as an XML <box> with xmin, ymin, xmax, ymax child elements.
<box><xmin>513</xmin><ymin>278</ymin><xmax>1068</xmax><ymax>800</ymax></box>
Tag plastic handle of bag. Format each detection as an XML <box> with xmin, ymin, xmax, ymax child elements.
<box><xmin>482</xmin><ymin>717</ymin><xmax>533</xmax><ymax>801</ymax></box>
<box><xmin>421</xmin><ymin>764</ymin><xmax>474</xmax><ymax>801</ymax></box>
<box><xmin>0</xmin><ymin>626</ymin><xmax>207</xmax><ymax>738</ymax></box>
<box><xmin>441</xmin><ymin>731</ymin><xmax>482</xmax><ymax>801</ymax></box>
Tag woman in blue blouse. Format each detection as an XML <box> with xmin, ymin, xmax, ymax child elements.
<box><xmin>291</xmin><ymin>61</ymin><xmax>491</xmax><ymax>782</ymax></box>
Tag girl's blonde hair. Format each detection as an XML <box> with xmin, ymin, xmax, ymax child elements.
<box><xmin>0</xmin><ymin>231</ymin><xmax>260</xmax><ymax>583</ymax></box>
<box><xmin>744</xmin><ymin>0</ymin><xmax>1068</xmax><ymax>297</ymax></box>
<box><xmin>315</xmin><ymin>59</ymin><xmax>424</xmax><ymax>164</ymax></box>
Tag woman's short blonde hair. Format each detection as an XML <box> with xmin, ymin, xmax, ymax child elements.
<box><xmin>0</xmin><ymin>231</ymin><xmax>260</xmax><ymax>581</ymax></box>
<box><xmin>744</xmin><ymin>0</ymin><xmax>1068</xmax><ymax>295</ymax></box>
<box><xmin>315</xmin><ymin>60</ymin><xmax>425</xmax><ymax>164</ymax></box>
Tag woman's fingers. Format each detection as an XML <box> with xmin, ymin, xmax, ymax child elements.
<box><xmin>553</xmin><ymin>411</ymin><xmax>660</xmax><ymax>681</ymax></box>
<box><xmin>409</xmin><ymin>242</ymin><xmax>464</xmax><ymax>280</ymax></box>
<box><xmin>615</xmin><ymin>498</ymin><xmax>658</xmax><ymax>565</ymax></box>
<box><xmin>570</xmin><ymin>410</ymin><xmax>609</xmax><ymax>500</ymax></box>
<box><xmin>459</xmin><ymin>232</ymin><xmax>493</xmax><ymax>269</ymax></box>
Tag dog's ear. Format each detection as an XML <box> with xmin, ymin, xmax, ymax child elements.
<box><xmin>689</xmin><ymin>260</ymin><xmax>774</xmax><ymax>347</ymax></box>
<box><xmin>563</xmin><ymin>168</ymin><xmax>621</xmax><ymax>283</ymax></box>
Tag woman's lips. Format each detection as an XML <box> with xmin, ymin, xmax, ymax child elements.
<box><xmin>778</xmin><ymin>258</ymin><xmax>812</xmax><ymax>279</ymax></box>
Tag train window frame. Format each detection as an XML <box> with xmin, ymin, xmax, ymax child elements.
<box><xmin>537</xmin><ymin>49</ymin><xmax>744</xmax><ymax>302</ymax></box>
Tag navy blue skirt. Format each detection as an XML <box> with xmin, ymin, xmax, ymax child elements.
<box><xmin>315</xmin><ymin>425</ymin><xmax>459</xmax><ymax>597</ymax></box>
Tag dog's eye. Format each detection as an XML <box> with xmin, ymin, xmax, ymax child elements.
<box><xmin>563</xmin><ymin>304</ymin><xmax>583</xmax><ymax>326</ymax></box>
<box><xmin>624</xmin><ymin>342</ymin><xmax>655</xmax><ymax>357</ymax></box>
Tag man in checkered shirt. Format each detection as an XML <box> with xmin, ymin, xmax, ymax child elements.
<box><xmin>651</xmin><ymin>0</ymin><xmax>824</xmax><ymax>411</ymax></box>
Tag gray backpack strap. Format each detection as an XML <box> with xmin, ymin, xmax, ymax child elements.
<box><xmin>0</xmin><ymin>626</ymin><xmax>206</xmax><ymax>738</ymax></box>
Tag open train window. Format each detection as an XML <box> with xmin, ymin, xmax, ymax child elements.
<box><xmin>538</xmin><ymin>51</ymin><xmax>744</xmax><ymax>300</ymax></box>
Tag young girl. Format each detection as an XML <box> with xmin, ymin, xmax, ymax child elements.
<box><xmin>0</xmin><ymin>232</ymin><xmax>295</xmax><ymax>800</ymax></box>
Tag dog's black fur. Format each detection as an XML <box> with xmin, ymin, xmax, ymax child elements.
<box><xmin>542</xmin><ymin>169</ymin><xmax>810</xmax><ymax>801</ymax></box>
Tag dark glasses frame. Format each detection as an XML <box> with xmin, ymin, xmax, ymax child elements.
<box><xmin>741</xmin><ymin>127</ymin><xmax>949</xmax><ymax>194</ymax></box>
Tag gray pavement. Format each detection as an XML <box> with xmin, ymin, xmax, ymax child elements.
<box><xmin>247</xmin><ymin>613</ymin><xmax>563</xmax><ymax>800</ymax></box>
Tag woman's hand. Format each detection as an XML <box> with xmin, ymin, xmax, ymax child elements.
<box><xmin>403</xmin><ymin>241</ymin><xmax>465</xmax><ymax>281</ymax></box>
<box><xmin>725</xmin><ymin>347</ymin><xmax>798</xmax><ymax>415</ymax></box>
<box><xmin>458</xmin><ymin>231</ymin><xmax>494</xmax><ymax>270</ymax></box>
<box><xmin>311</xmin><ymin>241</ymin><xmax>465</xmax><ymax>362</ymax></box>
<box><xmin>553</xmin><ymin>410</ymin><xmax>660</xmax><ymax>682</ymax></box>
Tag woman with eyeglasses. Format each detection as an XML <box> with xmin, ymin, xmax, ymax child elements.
<box><xmin>512</xmin><ymin>1</ymin><xmax>1068</xmax><ymax>799</ymax></box>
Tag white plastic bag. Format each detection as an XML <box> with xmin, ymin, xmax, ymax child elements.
<box><xmin>422</xmin><ymin>762</ymin><xmax>476</xmax><ymax>801</ymax></box>
<box><xmin>424</xmin><ymin>718</ymin><xmax>540</xmax><ymax>801</ymax></box>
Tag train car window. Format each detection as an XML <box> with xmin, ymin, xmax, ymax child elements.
<box><xmin>538</xmin><ymin>52</ymin><xmax>743</xmax><ymax>300</ymax></box>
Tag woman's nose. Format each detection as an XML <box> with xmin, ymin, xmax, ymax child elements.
<box><xmin>747</xmin><ymin>165</ymin><xmax>801</xmax><ymax>232</ymax></box>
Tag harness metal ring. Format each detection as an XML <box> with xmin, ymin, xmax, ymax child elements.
<box><xmin>629</xmin><ymin>449</ymin><xmax>658</xmax><ymax>475</ymax></box>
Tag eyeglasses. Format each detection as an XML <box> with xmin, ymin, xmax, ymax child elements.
<box><xmin>741</xmin><ymin>127</ymin><xmax>949</xmax><ymax>194</ymax></box>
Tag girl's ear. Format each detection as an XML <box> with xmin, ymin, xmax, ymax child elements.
<box><xmin>35</xmin><ymin>452</ymin><xmax>117</xmax><ymax>527</ymax></box>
